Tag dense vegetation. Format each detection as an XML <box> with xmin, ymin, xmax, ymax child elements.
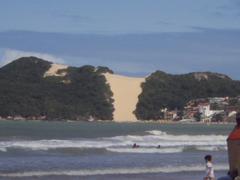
<box><xmin>2</xmin><ymin>57</ymin><xmax>240</xmax><ymax>121</ymax></box>
<box><xmin>135</xmin><ymin>71</ymin><xmax>240</xmax><ymax>120</ymax></box>
<box><xmin>0</xmin><ymin>57</ymin><xmax>114</xmax><ymax>120</ymax></box>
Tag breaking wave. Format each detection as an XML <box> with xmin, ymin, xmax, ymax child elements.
<box><xmin>0</xmin><ymin>147</ymin><xmax>7</xmax><ymax>152</ymax></box>
<box><xmin>106</xmin><ymin>147</ymin><xmax>184</xmax><ymax>153</ymax></box>
<box><xmin>0</xmin><ymin>164</ymin><xmax>228</xmax><ymax>177</ymax></box>
<box><xmin>0</xmin><ymin>130</ymin><xmax>227</xmax><ymax>153</ymax></box>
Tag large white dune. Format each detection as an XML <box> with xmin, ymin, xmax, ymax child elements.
<box><xmin>104</xmin><ymin>73</ymin><xmax>145</xmax><ymax>122</ymax></box>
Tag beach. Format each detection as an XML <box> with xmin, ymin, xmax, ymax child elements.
<box><xmin>0</xmin><ymin>121</ymin><xmax>233</xmax><ymax>180</ymax></box>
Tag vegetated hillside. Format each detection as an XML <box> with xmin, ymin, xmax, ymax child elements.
<box><xmin>135</xmin><ymin>71</ymin><xmax>240</xmax><ymax>120</ymax></box>
<box><xmin>0</xmin><ymin>57</ymin><xmax>114</xmax><ymax>120</ymax></box>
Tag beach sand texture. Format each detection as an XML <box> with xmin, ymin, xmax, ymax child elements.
<box><xmin>104</xmin><ymin>73</ymin><xmax>145</xmax><ymax>122</ymax></box>
<box><xmin>44</xmin><ymin>63</ymin><xmax>68</xmax><ymax>77</ymax></box>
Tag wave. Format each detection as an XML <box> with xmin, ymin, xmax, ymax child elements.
<box><xmin>196</xmin><ymin>146</ymin><xmax>227</xmax><ymax>151</ymax></box>
<box><xmin>0</xmin><ymin>130</ymin><xmax>227</xmax><ymax>153</ymax></box>
<box><xmin>107</xmin><ymin>146</ymin><xmax>227</xmax><ymax>154</ymax></box>
<box><xmin>147</xmin><ymin>130</ymin><xmax>227</xmax><ymax>144</ymax></box>
<box><xmin>106</xmin><ymin>147</ymin><xmax>184</xmax><ymax>153</ymax></box>
<box><xmin>0</xmin><ymin>147</ymin><xmax>7</xmax><ymax>152</ymax></box>
<box><xmin>0</xmin><ymin>164</ymin><xmax>228</xmax><ymax>177</ymax></box>
<box><xmin>0</xmin><ymin>139</ymin><xmax>123</xmax><ymax>151</ymax></box>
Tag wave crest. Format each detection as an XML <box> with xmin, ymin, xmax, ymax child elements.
<box><xmin>0</xmin><ymin>130</ymin><xmax>227</xmax><ymax>153</ymax></box>
<box><xmin>0</xmin><ymin>164</ymin><xmax>228</xmax><ymax>177</ymax></box>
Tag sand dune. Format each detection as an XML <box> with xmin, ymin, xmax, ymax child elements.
<box><xmin>104</xmin><ymin>73</ymin><xmax>145</xmax><ymax>122</ymax></box>
<box><xmin>44</xmin><ymin>65</ymin><xmax>144</xmax><ymax>121</ymax></box>
<box><xmin>44</xmin><ymin>63</ymin><xmax>68</xmax><ymax>77</ymax></box>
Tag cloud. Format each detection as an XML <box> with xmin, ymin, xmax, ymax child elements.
<box><xmin>0</xmin><ymin>30</ymin><xmax>240</xmax><ymax>79</ymax></box>
<box><xmin>62</xmin><ymin>14</ymin><xmax>93</xmax><ymax>22</ymax></box>
<box><xmin>157</xmin><ymin>20</ymin><xmax>172</xmax><ymax>25</ymax></box>
<box><xmin>214</xmin><ymin>1</ymin><xmax>240</xmax><ymax>17</ymax></box>
<box><xmin>0</xmin><ymin>49</ymin><xmax>65</xmax><ymax>66</ymax></box>
<box><xmin>54</xmin><ymin>12</ymin><xmax>94</xmax><ymax>23</ymax></box>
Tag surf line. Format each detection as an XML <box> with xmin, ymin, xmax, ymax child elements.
<box><xmin>0</xmin><ymin>165</ymin><xmax>228</xmax><ymax>177</ymax></box>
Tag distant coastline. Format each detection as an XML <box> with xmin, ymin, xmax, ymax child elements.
<box><xmin>0</xmin><ymin>57</ymin><xmax>240</xmax><ymax>123</ymax></box>
<box><xmin>0</xmin><ymin>118</ymin><xmax>235</xmax><ymax>125</ymax></box>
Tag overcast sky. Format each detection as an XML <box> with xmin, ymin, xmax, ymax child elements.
<box><xmin>0</xmin><ymin>0</ymin><xmax>240</xmax><ymax>79</ymax></box>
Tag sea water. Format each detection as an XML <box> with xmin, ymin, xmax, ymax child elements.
<box><xmin>0</xmin><ymin>121</ymin><xmax>234</xmax><ymax>180</ymax></box>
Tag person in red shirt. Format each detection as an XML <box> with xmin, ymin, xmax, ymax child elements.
<box><xmin>227</xmin><ymin>112</ymin><xmax>240</xmax><ymax>179</ymax></box>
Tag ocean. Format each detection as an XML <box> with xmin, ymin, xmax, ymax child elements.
<box><xmin>0</xmin><ymin>121</ymin><xmax>234</xmax><ymax>180</ymax></box>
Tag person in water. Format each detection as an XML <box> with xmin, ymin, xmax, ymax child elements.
<box><xmin>132</xmin><ymin>143</ymin><xmax>140</xmax><ymax>148</ymax></box>
<box><xmin>204</xmin><ymin>155</ymin><xmax>215</xmax><ymax>180</ymax></box>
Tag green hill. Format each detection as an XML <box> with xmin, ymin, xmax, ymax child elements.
<box><xmin>0</xmin><ymin>57</ymin><xmax>114</xmax><ymax>121</ymax></box>
<box><xmin>135</xmin><ymin>71</ymin><xmax>240</xmax><ymax>120</ymax></box>
<box><xmin>1</xmin><ymin>57</ymin><xmax>240</xmax><ymax>121</ymax></box>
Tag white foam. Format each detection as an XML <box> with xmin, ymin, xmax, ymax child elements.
<box><xmin>144</xmin><ymin>130</ymin><xmax>227</xmax><ymax>147</ymax></box>
<box><xmin>0</xmin><ymin>139</ymin><xmax>125</xmax><ymax>151</ymax></box>
<box><xmin>0</xmin><ymin>130</ymin><xmax>228</xmax><ymax>153</ymax></box>
<box><xmin>0</xmin><ymin>164</ymin><xmax>228</xmax><ymax>177</ymax></box>
<box><xmin>196</xmin><ymin>146</ymin><xmax>227</xmax><ymax>151</ymax></box>
<box><xmin>106</xmin><ymin>147</ymin><xmax>184</xmax><ymax>153</ymax></box>
<box><xmin>147</xmin><ymin>130</ymin><xmax>227</xmax><ymax>142</ymax></box>
<box><xmin>0</xmin><ymin>147</ymin><xmax>7</xmax><ymax>152</ymax></box>
<box><xmin>147</xmin><ymin>130</ymin><xmax>167</xmax><ymax>136</ymax></box>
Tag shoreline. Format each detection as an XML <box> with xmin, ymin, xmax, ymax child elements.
<box><xmin>0</xmin><ymin>118</ymin><xmax>235</xmax><ymax>125</ymax></box>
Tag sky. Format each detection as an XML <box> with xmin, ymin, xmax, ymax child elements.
<box><xmin>0</xmin><ymin>0</ymin><xmax>240</xmax><ymax>78</ymax></box>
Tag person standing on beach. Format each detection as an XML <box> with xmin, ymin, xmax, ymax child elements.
<box><xmin>204</xmin><ymin>155</ymin><xmax>215</xmax><ymax>180</ymax></box>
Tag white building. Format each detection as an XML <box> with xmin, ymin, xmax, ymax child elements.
<box><xmin>199</xmin><ymin>104</ymin><xmax>213</xmax><ymax>117</ymax></box>
<box><xmin>198</xmin><ymin>104</ymin><xmax>223</xmax><ymax>121</ymax></box>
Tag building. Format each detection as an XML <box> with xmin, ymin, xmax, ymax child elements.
<box><xmin>209</xmin><ymin>97</ymin><xmax>229</xmax><ymax>104</ymax></box>
<box><xmin>164</xmin><ymin>111</ymin><xmax>178</xmax><ymax>120</ymax></box>
<box><xmin>199</xmin><ymin>104</ymin><xmax>224</xmax><ymax>122</ymax></box>
<box><xmin>199</xmin><ymin>104</ymin><xmax>212</xmax><ymax>117</ymax></box>
<box><xmin>161</xmin><ymin>108</ymin><xmax>178</xmax><ymax>120</ymax></box>
<box><xmin>184</xmin><ymin>97</ymin><xmax>226</xmax><ymax>122</ymax></box>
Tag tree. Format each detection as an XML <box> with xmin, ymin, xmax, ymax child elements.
<box><xmin>135</xmin><ymin>71</ymin><xmax>240</xmax><ymax>120</ymax></box>
<box><xmin>194</xmin><ymin>112</ymin><xmax>202</xmax><ymax>122</ymax></box>
<box><xmin>0</xmin><ymin>57</ymin><xmax>114</xmax><ymax>121</ymax></box>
